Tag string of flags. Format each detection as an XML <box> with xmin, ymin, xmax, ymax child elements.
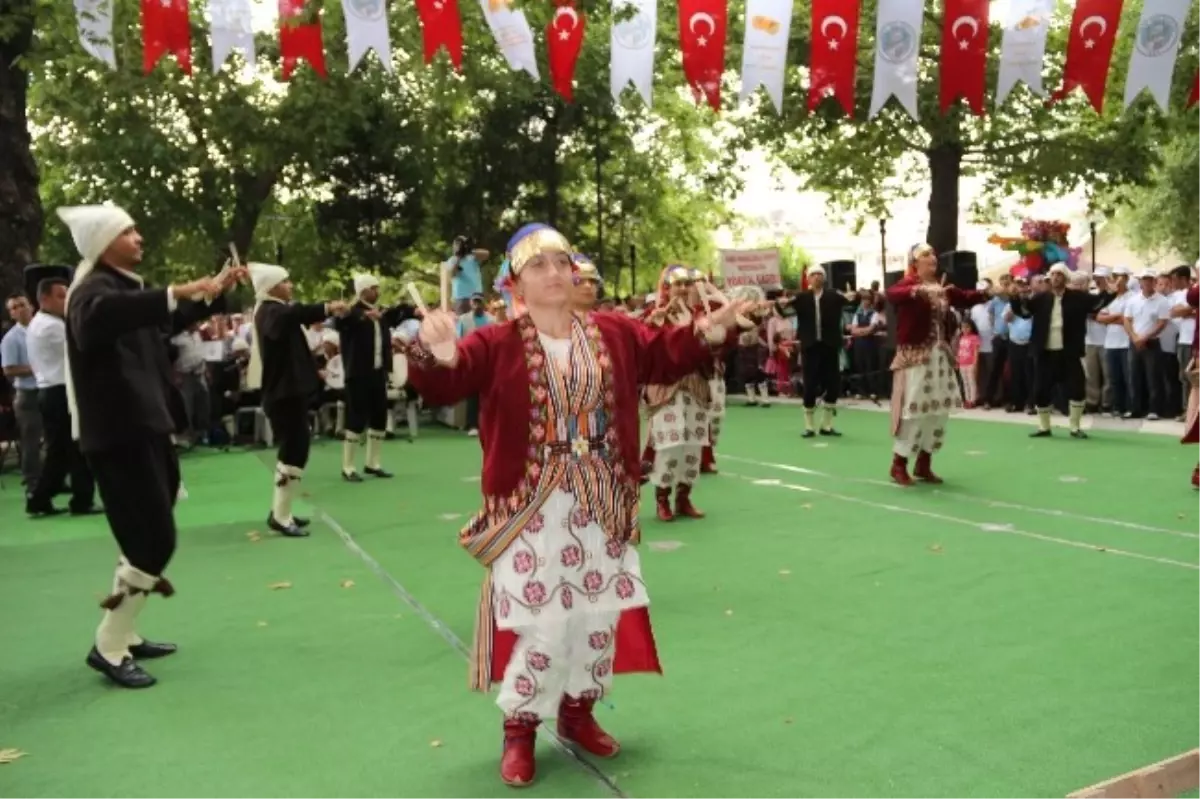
<box><xmin>71</xmin><ymin>0</ymin><xmax>1199</xmax><ymax>116</ymax></box>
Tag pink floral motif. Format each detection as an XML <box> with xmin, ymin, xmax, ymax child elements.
<box><xmin>523</xmin><ymin>580</ymin><xmax>547</xmax><ymax>604</ymax></box>
<box><xmin>685</xmin><ymin>454</ymin><xmax>697</xmax><ymax>464</ymax></box>
<box><xmin>560</xmin><ymin>545</ymin><xmax>583</xmax><ymax>567</ymax></box>
<box><xmin>524</xmin><ymin>513</ymin><xmax>545</xmax><ymax>534</ymax></box>
<box><xmin>528</xmin><ymin>463</ymin><xmax>542</xmax><ymax>482</ymax></box>
<box><xmin>534</xmin><ymin>386</ymin><xmax>548</xmax><ymax>403</ymax></box>
<box><xmin>615</xmin><ymin>574</ymin><xmax>635</xmax><ymax>599</ymax></box>
<box><xmin>532</xmin><ymin>424</ymin><xmax>546</xmax><ymax>441</ymax></box>
<box><xmin>664</xmin><ymin>412</ymin><xmax>677</xmax><ymax>423</ymax></box>
<box><xmin>588</xmin><ymin>631</ymin><xmax>611</xmax><ymax>650</ymax></box>
<box><xmin>669</xmin><ymin>432</ymin><xmax>680</xmax><ymax>442</ymax></box>
<box><xmin>583</xmin><ymin>570</ymin><xmax>603</xmax><ymax>592</ymax></box>
<box><xmin>561</xmin><ymin>585</ymin><xmax>574</xmax><ymax>609</ymax></box>
<box><xmin>530</xmin><ymin>353</ymin><xmax>545</xmax><ymax>369</ymax></box>
<box><xmin>527</xmin><ymin>651</ymin><xmax>551</xmax><ymax>671</ymax></box>
<box><xmin>593</xmin><ymin>658</ymin><xmax>612</xmax><ymax>678</ymax></box>
<box><xmin>499</xmin><ymin>596</ymin><xmax>512</xmax><ymax>618</ymax></box>
<box><xmin>515</xmin><ymin>675</ymin><xmax>535</xmax><ymax>696</ymax></box>
<box><xmin>578</xmin><ymin>688</ymin><xmax>601</xmax><ymax>700</ymax></box>
<box><xmin>605</xmin><ymin>539</ymin><xmax>624</xmax><ymax>559</ymax></box>
<box><xmin>512</xmin><ymin>550</ymin><xmax>534</xmax><ymax>574</ymax></box>
<box><xmin>570</xmin><ymin>506</ymin><xmax>591</xmax><ymax>527</ymax></box>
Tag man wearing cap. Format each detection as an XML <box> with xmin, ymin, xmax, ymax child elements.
<box><xmin>776</xmin><ymin>265</ymin><xmax>856</xmax><ymax>437</ymax></box>
<box><xmin>445</xmin><ymin>235</ymin><xmax>490</xmax><ymax>315</ymax></box>
<box><xmin>1009</xmin><ymin>264</ymin><xmax>1112</xmax><ymax>438</ymax></box>
<box><xmin>457</xmin><ymin>293</ymin><xmax>495</xmax><ymax>435</ymax></box>
<box><xmin>58</xmin><ymin>203</ymin><xmax>243</xmax><ymax>688</ymax></box>
<box><xmin>571</xmin><ymin>254</ymin><xmax>602</xmax><ymax>313</ymax></box>
<box><xmin>1002</xmin><ymin>276</ymin><xmax>1035</xmax><ymax>412</ymax></box>
<box><xmin>1083</xmin><ymin>267</ymin><xmax>1114</xmax><ymax>412</ymax></box>
<box><xmin>1123</xmin><ymin>269</ymin><xmax>1171</xmax><ymax>419</ymax></box>
<box><xmin>334</xmin><ymin>275</ymin><xmax>417</xmax><ymax>481</ymax></box>
<box><xmin>246</xmin><ymin>264</ymin><xmax>348</xmax><ymax>537</ymax></box>
<box><xmin>1096</xmin><ymin>266</ymin><xmax>1136</xmax><ymax>418</ymax></box>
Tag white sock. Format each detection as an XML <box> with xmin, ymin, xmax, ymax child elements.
<box><xmin>804</xmin><ymin>408</ymin><xmax>815</xmax><ymax>432</ymax></box>
<box><xmin>1068</xmin><ymin>401</ymin><xmax>1085</xmax><ymax>431</ymax></box>
<box><xmin>222</xmin><ymin>415</ymin><xmax>235</xmax><ymax>438</ymax></box>
<box><xmin>1037</xmin><ymin>407</ymin><xmax>1052</xmax><ymax>432</ymax></box>
<box><xmin>272</xmin><ymin>463</ymin><xmax>293</xmax><ymax>524</ymax></box>
<box><xmin>406</xmin><ymin>404</ymin><xmax>419</xmax><ymax>440</ymax></box>
<box><xmin>746</xmin><ymin>384</ymin><xmax>758</xmax><ymax>401</ymax></box>
<box><xmin>386</xmin><ymin>410</ymin><xmax>396</xmax><ymax>434</ymax></box>
<box><xmin>95</xmin><ymin>562</ymin><xmax>157</xmax><ymax>666</ymax></box>
<box><xmin>366</xmin><ymin>430</ymin><xmax>384</xmax><ymax>470</ymax></box>
<box><xmin>821</xmin><ymin>405</ymin><xmax>836</xmax><ymax>431</ymax></box>
<box><xmin>343</xmin><ymin>433</ymin><xmax>360</xmax><ymax>474</ymax></box>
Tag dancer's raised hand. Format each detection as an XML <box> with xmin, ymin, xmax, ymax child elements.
<box><xmin>419</xmin><ymin>309</ymin><xmax>459</xmax><ymax>366</ymax></box>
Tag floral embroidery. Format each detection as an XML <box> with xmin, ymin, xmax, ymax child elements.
<box><xmin>515</xmin><ymin>675</ymin><xmax>535</xmax><ymax>696</ymax></box>
<box><xmin>561</xmin><ymin>585</ymin><xmax>574</xmax><ymax>609</ymax></box>
<box><xmin>512</xmin><ymin>550</ymin><xmax>534</xmax><ymax>574</ymax></box>
<box><xmin>523</xmin><ymin>580</ymin><xmax>547</xmax><ymax>604</ymax></box>
<box><xmin>499</xmin><ymin>596</ymin><xmax>511</xmax><ymax>618</ymax></box>
<box><xmin>528</xmin><ymin>651</ymin><xmax>551</xmax><ymax>671</ymax></box>
<box><xmin>583</xmin><ymin>570</ymin><xmax>603</xmax><ymax>592</ymax></box>
<box><xmin>593</xmin><ymin>658</ymin><xmax>612</xmax><ymax>678</ymax></box>
<box><xmin>570</xmin><ymin>506</ymin><xmax>590</xmax><ymax>527</ymax></box>
<box><xmin>588</xmin><ymin>631</ymin><xmax>611</xmax><ymax>650</ymax></box>
<box><xmin>524</xmin><ymin>513</ymin><xmax>544</xmax><ymax>534</ymax></box>
<box><xmin>605</xmin><ymin>539</ymin><xmax>624</xmax><ymax>559</ymax></box>
<box><xmin>560</xmin><ymin>545</ymin><xmax>583</xmax><ymax>567</ymax></box>
<box><xmin>615</xmin><ymin>574</ymin><xmax>635</xmax><ymax>599</ymax></box>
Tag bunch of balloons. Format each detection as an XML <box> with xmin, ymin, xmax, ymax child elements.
<box><xmin>988</xmin><ymin>218</ymin><xmax>1082</xmax><ymax>279</ymax></box>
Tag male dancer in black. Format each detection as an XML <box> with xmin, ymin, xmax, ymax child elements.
<box><xmin>777</xmin><ymin>265</ymin><xmax>857</xmax><ymax>437</ymax></box>
<box><xmin>246</xmin><ymin>263</ymin><xmax>347</xmax><ymax>536</ymax></box>
<box><xmin>335</xmin><ymin>274</ymin><xmax>416</xmax><ymax>481</ymax></box>
<box><xmin>1010</xmin><ymin>264</ymin><xmax>1112</xmax><ymax>439</ymax></box>
<box><xmin>59</xmin><ymin>204</ymin><xmax>243</xmax><ymax>689</ymax></box>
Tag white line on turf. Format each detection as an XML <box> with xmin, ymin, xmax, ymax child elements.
<box><xmin>720</xmin><ymin>454</ymin><xmax>1198</xmax><ymax>540</ymax></box>
<box><xmin>722</xmin><ymin>472</ymin><xmax>1199</xmax><ymax>571</ymax></box>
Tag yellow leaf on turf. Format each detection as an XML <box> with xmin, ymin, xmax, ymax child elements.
<box><xmin>0</xmin><ymin>749</ymin><xmax>26</xmax><ymax>764</ymax></box>
<box><xmin>269</xmin><ymin>582</ymin><xmax>292</xmax><ymax>590</ymax></box>
<box><xmin>341</xmin><ymin>580</ymin><xmax>355</xmax><ymax>589</ymax></box>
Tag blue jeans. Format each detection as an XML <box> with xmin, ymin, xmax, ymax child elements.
<box><xmin>1105</xmin><ymin>348</ymin><xmax>1132</xmax><ymax>414</ymax></box>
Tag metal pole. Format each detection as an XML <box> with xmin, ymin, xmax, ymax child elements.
<box><xmin>595</xmin><ymin>133</ymin><xmax>603</xmax><ymax>275</ymax></box>
<box><xmin>879</xmin><ymin>218</ymin><xmax>887</xmax><ymax>281</ymax></box>
<box><xmin>1089</xmin><ymin>220</ymin><xmax>1097</xmax><ymax>271</ymax></box>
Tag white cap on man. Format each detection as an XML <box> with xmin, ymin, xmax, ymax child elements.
<box><xmin>354</xmin><ymin>274</ymin><xmax>380</xmax><ymax>297</ymax></box>
<box><xmin>1093</xmin><ymin>266</ymin><xmax>1111</xmax><ymax>278</ymax></box>
<box><xmin>249</xmin><ymin>263</ymin><xmax>288</xmax><ymax>299</ymax></box>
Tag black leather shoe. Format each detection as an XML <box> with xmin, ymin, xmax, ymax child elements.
<box><xmin>86</xmin><ymin>647</ymin><xmax>156</xmax><ymax>688</ymax></box>
<box><xmin>801</xmin><ymin>430</ymin><xmax>816</xmax><ymax>438</ymax></box>
<box><xmin>294</xmin><ymin>516</ymin><xmax>310</xmax><ymax>528</ymax></box>
<box><xmin>267</xmin><ymin>514</ymin><xmax>309</xmax><ymax>538</ymax></box>
<box><xmin>70</xmin><ymin>505</ymin><xmax>104</xmax><ymax>516</ymax></box>
<box><xmin>129</xmin><ymin>639</ymin><xmax>178</xmax><ymax>659</ymax></box>
<box><xmin>1030</xmin><ymin>429</ymin><xmax>1052</xmax><ymax>438</ymax></box>
<box><xmin>342</xmin><ymin>471</ymin><xmax>363</xmax><ymax>483</ymax></box>
<box><xmin>1070</xmin><ymin>429</ymin><xmax>1089</xmax><ymax>440</ymax></box>
<box><xmin>819</xmin><ymin>428</ymin><xmax>842</xmax><ymax>437</ymax></box>
<box><xmin>364</xmin><ymin>467</ymin><xmax>393</xmax><ymax>478</ymax></box>
<box><xmin>27</xmin><ymin>502</ymin><xmax>65</xmax><ymax>518</ymax></box>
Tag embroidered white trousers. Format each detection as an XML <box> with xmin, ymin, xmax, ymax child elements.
<box><xmin>496</xmin><ymin>610</ymin><xmax>620</xmax><ymax>719</ymax></box>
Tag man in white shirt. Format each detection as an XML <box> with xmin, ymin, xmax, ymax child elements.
<box><xmin>1154</xmin><ymin>275</ymin><xmax>1183</xmax><ymax>418</ymax></box>
<box><xmin>1083</xmin><ymin>267</ymin><xmax>1113</xmax><ymax>412</ymax></box>
<box><xmin>1168</xmin><ymin>265</ymin><xmax>1197</xmax><ymax>421</ymax></box>
<box><xmin>2</xmin><ymin>292</ymin><xmax>43</xmax><ymax>489</ymax></box>
<box><xmin>968</xmin><ymin>286</ymin><xmax>994</xmax><ymax>408</ymax></box>
<box><xmin>1096</xmin><ymin>266</ymin><xmax>1135</xmax><ymax>417</ymax></box>
<box><xmin>1123</xmin><ymin>269</ymin><xmax>1170</xmax><ymax>419</ymax></box>
<box><xmin>25</xmin><ymin>277</ymin><xmax>99</xmax><ymax>517</ymax></box>
<box><xmin>170</xmin><ymin>325</ymin><xmax>210</xmax><ymax>445</ymax></box>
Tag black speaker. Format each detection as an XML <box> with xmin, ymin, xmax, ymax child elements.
<box><xmin>883</xmin><ymin>269</ymin><xmax>904</xmax><ymax>288</ymax></box>
<box><xmin>939</xmin><ymin>251</ymin><xmax>978</xmax><ymax>291</ymax></box>
<box><xmin>24</xmin><ymin>263</ymin><xmax>73</xmax><ymax>310</ymax></box>
<box><xmin>821</xmin><ymin>260</ymin><xmax>857</xmax><ymax>292</ymax></box>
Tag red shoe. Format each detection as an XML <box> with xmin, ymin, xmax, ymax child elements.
<box><xmin>1192</xmin><ymin>465</ymin><xmax>1198</xmax><ymax>489</ymax></box>
<box><xmin>674</xmin><ymin>484</ymin><xmax>705</xmax><ymax>518</ymax></box>
<box><xmin>655</xmin><ymin>487</ymin><xmax>674</xmax><ymax>522</ymax></box>
<box><xmin>890</xmin><ymin>454</ymin><xmax>913</xmax><ymax>486</ymax></box>
<box><xmin>557</xmin><ymin>696</ymin><xmax>620</xmax><ymax>758</ymax></box>
<box><xmin>500</xmin><ymin>716</ymin><xmax>539</xmax><ymax>787</ymax></box>
<box><xmin>913</xmin><ymin>451</ymin><xmax>943</xmax><ymax>484</ymax></box>
<box><xmin>700</xmin><ymin>445</ymin><xmax>717</xmax><ymax>473</ymax></box>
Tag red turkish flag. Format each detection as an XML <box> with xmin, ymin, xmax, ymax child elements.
<box><xmin>678</xmin><ymin>0</ymin><xmax>728</xmax><ymax>111</ymax></box>
<box><xmin>938</xmin><ymin>0</ymin><xmax>988</xmax><ymax>115</ymax></box>
<box><xmin>1051</xmin><ymin>0</ymin><xmax>1124</xmax><ymax>112</ymax></box>
<box><xmin>1189</xmin><ymin>73</ymin><xmax>1199</xmax><ymax>109</ymax></box>
<box><xmin>808</xmin><ymin>0</ymin><xmax>860</xmax><ymax>116</ymax></box>
<box><xmin>142</xmin><ymin>0</ymin><xmax>192</xmax><ymax>75</ymax></box>
<box><xmin>278</xmin><ymin>0</ymin><xmax>327</xmax><ymax>80</ymax></box>
<box><xmin>547</xmin><ymin>1</ymin><xmax>585</xmax><ymax>101</ymax></box>
<box><xmin>414</xmin><ymin>0</ymin><xmax>463</xmax><ymax>70</ymax></box>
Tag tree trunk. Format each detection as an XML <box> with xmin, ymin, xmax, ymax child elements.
<box><xmin>216</xmin><ymin>169</ymin><xmax>280</xmax><ymax>267</ymax></box>
<box><xmin>0</xmin><ymin>0</ymin><xmax>43</xmax><ymax>301</ymax></box>
<box><xmin>925</xmin><ymin>142</ymin><xmax>963</xmax><ymax>256</ymax></box>
<box><xmin>544</xmin><ymin>105</ymin><xmax>560</xmax><ymax>229</ymax></box>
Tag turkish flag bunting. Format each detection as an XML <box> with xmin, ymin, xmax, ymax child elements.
<box><xmin>414</xmin><ymin>0</ymin><xmax>463</xmax><ymax>70</ymax></box>
<box><xmin>1052</xmin><ymin>0</ymin><xmax>1124</xmax><ymax>111</ymax></box>
<box><xmin>142</xmin><ymin>0</ymin><xmax>192</xmax><ymax>75</ymax></box>
<box><xmin>1189</xmin><ymin>73</ymin><xmax>1199</xmax><ymax>109</ymax></box>
<box><xmin>678</xmin><ymin>0</ymin><xmax>728</xmax><ymax>111</ymax></box>
<box><xmin>546</xmin><ymin>1</ymin><xmax>585</xmax><ymax>101</ymax></box>
<box><xmin>808</xmin><ymin>0</ymin><xmax>860</xmax><ymax>115</ymax></box>
<box><xmin>938</xmin><ymin>0</ymin><xmax>988</xmax><ymax>114</ymax></box>
<box><xmin>278</xmin><ymin>0</ymin><xmax>328</xmax><ymax>80</ymax></box>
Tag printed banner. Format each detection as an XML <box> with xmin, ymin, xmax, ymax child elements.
<box><xmin>74</xmin><ymin>0</ymin><xmax>117</xmax><ymax>68</ymax></box>
<box><xmin>808</xmin><ymin>0</ymin><xmax>861</xmax><ymax>115</ymax></box>
<box><xmin>938</xmin><ymin>0</ymin><xmax>989</xmax><ymax>114</ymax></box>
<box><xmin>995</xmin><ymin>0</ymin><xmax>1054</xmax><ymax>106</ymax></box>
<box><xmin>209</xmin><ymin>0</ymin><xmax>256</xmax><ymax>77</ymax></box>
<box><xmin>1052</xmin><ymin>0</ymin><xmax>1124</xmax><ymax>111</ymax></box>
<box><xmin>868</xmin><ymin>0</ymin><xmax>925</xmax><ymax>119</ymax></box>
<box><xmin>611</xmin><ymin>0</ymin><xmax>657</xmax><ymax>105</ymax></box>
<box><xmin>719</xmin><ymin>248</ymin><xmax>782</xmax><ymax>290</ymax></box>
<box><xmin>739</xmin><ymin>0</ymin><xmax>794</xmax><ymax>112</ymax></box>
<box><xmin>342</xmin><ymin>0</ymin><xmax>393</xmax><ymax>72</ymax></box>
<box><xmin>1123</xmin><ymin>0</ymin><xmax>1191</xmax><ymax>110</ymax></box>
<box><xmin>479</xmin><ymin>0</ymin><xmax>539</xmax><ymax>79</ymax></box>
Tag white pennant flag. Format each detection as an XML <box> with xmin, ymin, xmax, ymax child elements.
<box><xmin>342</xmin><ymin>0</ymin><xmax>393</xmax><ymax>72</ymax></box>
<box><xmin>995</xmin><ymin>0</ymin><xmax>1054</xmax><ymax>106</ymax></box>
<box><xmin>610</xmin><ymin>0</ymin><xmax>657</xmax><ymax>106</ymax></box>
<box><xmin>1124</xmin><ymin>0</ymin><xmax>1193</xmax><ymax>110</ymax></box>
<box><xmin>209</xmin><ymin>0</ymin><xmax>256</xmax><ymax>77</ymax></box>
<box><xmin>73</xmin><ymin>0</ymin><xmax>116</xmax><ymax>68</ymax></box>
<box><xmin>868</xmin><ymin>0</ymin><xmax>925</xmax><ymax>118</ymax></box>
<box><xmin>739</xmin><ymin>0</ymin><xmax>794</xmax><ymax>112</ymax></box>
<box><xmin>479</xmin><ymin>0</ymin><xmax>539</xmax><ymax>79</ymax></box>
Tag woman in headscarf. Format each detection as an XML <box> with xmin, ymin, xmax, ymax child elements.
<box><xmin>885</xmin><ymin>244</ymin><xmax>989</xmax><ymax>486</ymax></box>
<box><xmin>404</xmin><ymin>224</ymin><xmax>751</xmax><ymax>787</ymax></box>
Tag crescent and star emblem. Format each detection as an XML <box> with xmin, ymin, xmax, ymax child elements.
<box><xmin>1078</xmin><ymin>14</ymin><xmax>1107</xmax><ymax>47</ymax></box>
<box><xmin>820</xmin><ymin>14</ymin><xmax>847</xmax><ymax>50</ymax></box>
<box><xmin>950</xmin><ymin>15</ymin><xmax>978</xmax><ymax>49</ymax></box>
<box><xmin>553</xmin><ymin>5</ymin><xmax>579</xmax><ymax>39</ymax></box>
<box><xmin>688</xmin><ymin>11</ymin><xmax>715</xmax><ymax>46</ymax></box>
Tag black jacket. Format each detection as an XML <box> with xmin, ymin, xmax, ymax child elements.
<box><xmin>334</xmin><ymin>302</ymin><xmax>417</xmax><ymax>380</ymax></box>
<box><xmin>1012</xmin><ymin>289</ymin><xmax>1112</xmax><ymax>358</ymax></box>
<box><xmin>255</xmin><ymin>300</ymin><xmax>329</xmax><ymax>406</ymax></box>
<box><xmin>66</xmin><ymin>265</ymin><xmax>223</xmax><ymax>453</ymax></box>
<box><xmin>785</xmin><ymin>290</ymin><xmax>852</xmax><ymax>348</ymax></box>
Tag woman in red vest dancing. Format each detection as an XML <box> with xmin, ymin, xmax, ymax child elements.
<box><xmin>404</xmin><ymin>223</ymin><xmax>751</xmax><ymax>787</ymax></box>
<box><xmin>1183</xmin><ymin>284</ymin><xmax>1199</xmax><ymax>487</ymax></box>
<box><xmin>885</xmin><ymin>243</ymin><xmax>989</xmax><ymax>485</ymax></box>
